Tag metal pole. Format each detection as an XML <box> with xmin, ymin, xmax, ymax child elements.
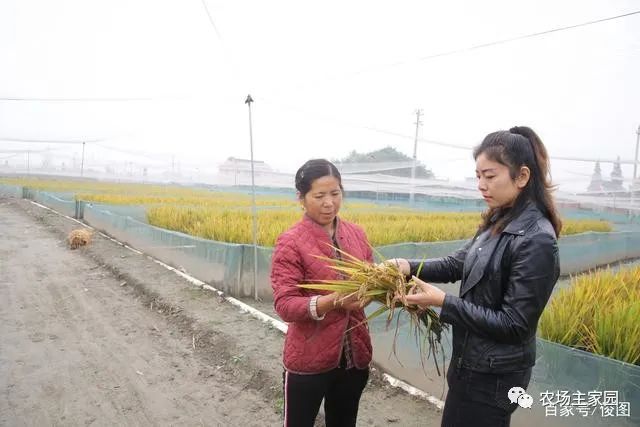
<box><xmin>245</xmin><ymin>94</ymin><xmax>259</xmax><ymax>301</ymax></box>
<box><xmin>410</xmin><ymin>109</ymin><xmax>422</xmax><ymax>205</ymax></box>
<box><xmin>80</xmin><ymin>141</ymin><xmax>85</xmax><ymax>177</ymax></box>
<box><xmin>633</xmin><ymin>125</ymin><xmax>640</xmax><ymax>210</ymax></box>
<box><xmin>26</xmin><ymin>151</ymin><xmax>30</xmax><ymax>175</ymax></box>
<box><xmin>634</xmin><ymin>125</ymin><xmax>640</xmax><ymax>180</ymax></box>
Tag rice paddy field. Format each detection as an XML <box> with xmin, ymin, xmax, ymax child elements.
<box><xmin>1</xmin><ymin>177</ymin><xmax>613</xmax><ymax>247</ymax></box>
<box><xmin>539</xmin><ymin>266</ymin><xmax>640</xmax><ymax>365</ymax></box>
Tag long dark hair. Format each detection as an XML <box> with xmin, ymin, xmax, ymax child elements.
<box><xmin>474</xmin><ymin>126</ymin><xmax>562</xmax><ymax>236</ymax></box>
<box><xmin>294</xmin><ymin>159</ymin><xmax>343</xmax><ymax>198</ymax></box>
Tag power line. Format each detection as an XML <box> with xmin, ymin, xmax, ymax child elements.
<box><xmin>275</xmin><ymin>9</ymin><xmax>640</xmax><ymax>93</ymax></box>
<box><xmin>260</xmin><ymin>98</ymin><xmax>475</xmax><ymax>150</ymax></box>
<box><xmin>92</xmin><ymin>142</ymin><xmax>173</xmax><ymax>162</ymax></box>
<box><xmin>196</xmin><ymin>0</ymin><xmax>250</xmax><ymax>94</ymax></box>
<box><xmin>0</xmin><ymin>147</ymin><xmax>70</xmax><ymax>161</ymax></box>
<box><xmin>0</xmin><ymin>97</ymin><xmax>154</xmax><ymax>102</ymax></box>
<box><xmin>362</xmin><ymin>126</ymin><xmax>474</xmax><ymax>150</ymax></box>
<box><xmin>0</xmin><ymin>153</ymin><xmax>23</xmax><ymax>160</ymax></box>
<box><xmin>200</xmin><ymin>0</ymin><xmax>223</xmax><ymax>40</ymax></box>
<box><xmin>552</xmin><ymin>155</ymin><xmax>639</xmax><ymax>165</ymax></box>
<box><xmin>412</xmin><ymin>10</ymin><xmax>640</xmax><ymax>65</ymax></box>
<box><xmin>0</xmin><ymin>149</ymin><xmax>53</xmax><ymax>154</ymax></box>
<box><xmin>262</xmin><ymin>100</ymin><xmax>640</xmax><ymax>165</ymax></box>
<box><xmin>0</xmin><ymin>138</ymin><xmax>102</xmax><ymax>144</ymax></box>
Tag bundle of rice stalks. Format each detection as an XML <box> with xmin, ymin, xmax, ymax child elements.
<box><xmin>67</xmin><ymin>228</ymin><xmax>93</xmax><ymax>249</ymax></box>
<box><xmin>299</xmin><ymin>247</ymin><xmax>449</xmax><ymax>375</ymax></box>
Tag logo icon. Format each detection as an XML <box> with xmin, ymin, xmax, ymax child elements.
<box><xmin>508</xmin><ymin>387</ymin><xmax>525</xmax><ymax>404</ymax></box>
<box><xmin>518</xmin><ymin>394</ymin><xmax>534</xmax><ymax>409</ymax></box>
<box><xmin>508</xmin><ymin>387</ymin><xmax>533</xmax><ymax>409</ymax></box>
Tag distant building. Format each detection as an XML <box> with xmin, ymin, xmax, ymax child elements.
<box><xmin>219</xmin><ymin>157</ymin><xmax>272</xmax><ymax>174</ymax></box>
<box><xmin>218</xmin><ymin>157</ymin><xmax>274</xmax><ymax>185</ymax></box>
<box><xmin>587</xmin><ymin>161</ymin><xmax>603</xmax><ymax>192</ymax></box>
<box><xmin>610</xmin><ymin>157</ymin><xmax>623</xmax><ymax>190</ymax></box>
<box><xmin>587</xmin><ymin>158</ymin><xmax>624</xmax><ymax>193</ymax></box>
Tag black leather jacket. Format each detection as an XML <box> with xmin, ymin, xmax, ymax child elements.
<box><xmin>409</xmin><ymin>202</ymin><xmax>560</xmax><ymax>373</ymax></box>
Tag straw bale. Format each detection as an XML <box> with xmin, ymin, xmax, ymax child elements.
<box><xmin>68</xmin><ymin>228</ymin><xmax>93</xmax><ymax>249</ymax></box>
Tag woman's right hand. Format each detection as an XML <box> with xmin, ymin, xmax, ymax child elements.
<box><xmin>381</xmin><ymin>258</ymin><xmax>410</xmax><ymax>276</ymax></box>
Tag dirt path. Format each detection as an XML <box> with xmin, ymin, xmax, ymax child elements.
<box><xmin>0</xmin><ymin>200</ymin><xmax>281</xmax><ymax>426</ymax></box>
<box><xmin>0</xmin><ymin>198</ymin><xmax>441</xmax><ymax>426</ymax></box>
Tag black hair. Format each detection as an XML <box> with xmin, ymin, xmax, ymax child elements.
<box><xmin>294</xmin><ymin>159</ymin><xmax>343</xmax><ymax>198</ymax></box>
<box><xmin>474</xmin><ymin>126</ymin><xmax>562</xmax><ymax>236</ymax></box>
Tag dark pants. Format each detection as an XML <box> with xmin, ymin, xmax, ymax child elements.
<box><xmin>441</xmin><ymin>365</ymin><xmax>532</xmax><ymax>427</ymax></box>
<box><xmin>283</xmin><ymin>367</ymin><xmax>369</xmax><ymax>427</ymax></box>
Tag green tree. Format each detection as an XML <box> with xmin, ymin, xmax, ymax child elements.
<box><xmin>335</xmin><ymin>146</ymin><xmax>433</xmax><ymax>178</ymax></box>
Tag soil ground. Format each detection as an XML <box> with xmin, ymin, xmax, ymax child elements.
<box><xmin>0</xmin><ymin>197</ymin><xmax>441</xmax><ymax>426</ymax></box>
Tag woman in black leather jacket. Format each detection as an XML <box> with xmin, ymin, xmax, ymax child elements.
<box><xmin>390</xmin><ymin>126</ymin><xmax>561</xmax><ymax>427</ymax></box>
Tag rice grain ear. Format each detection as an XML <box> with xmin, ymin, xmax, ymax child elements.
<box><xmin>299</xmin><ymin>244</ymin><xmax>449</xmax><ymax>375</ymax></box>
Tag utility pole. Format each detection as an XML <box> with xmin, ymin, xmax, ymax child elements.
<box><xmin>245</xmin><ymin>94</ymin><xmax>259</xmax><ymax>301</ymax></box>
<box><xmin>80</xmin><ymin>141</ymin><xmax>86</xmax><ymax>177</ymax></box>
<box><xmin>634</xmin><ymin>125</ymin><xmax>640</xmax><ymax>180</ymax></box>
<box><xmin>632</xmin><ymin>125</ymin><xmax>640</xmax><ymax>211</ymax></box>
<box><xmin>26</xmin><ymin>150</ymin><xmax>30</xmax><ymax>175</ymax></box>
<box><xmin>410</xmin><ymin>109</ymin><xmax>423</xmax><ymax>205</ymax></box>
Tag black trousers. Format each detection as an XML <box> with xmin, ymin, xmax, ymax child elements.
<box><xmin>283</xmin><ymin>367</ymin><xmax>369</xmax><ymax>427</ymax></box>
<box><xmin>441</xmin><ymin>365</ymin><xmax>532</xmax><ymax>427</ymax></box>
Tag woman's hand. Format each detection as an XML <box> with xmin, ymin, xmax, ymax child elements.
<box><xmin>401</xmin><ymin>276</ymin><xmax>446</xmax><ymax>308</ymax></box>
<box><xmin>316</xmin><ymin>292</ymin><xmax>369</xmax><ymax>316</ymax></box>
<box><xmin>338</xmin><ymin>292</ymin><xmax>371</xmax><ymax>311</ymax></box>
<box><xmin>380</xmin><ymin>258</ymin><xmax>410</xmax><ymax>276</ymax></box>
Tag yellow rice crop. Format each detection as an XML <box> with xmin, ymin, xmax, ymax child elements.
<box><xmin>0</xmin><ymin>177</ymin><xmax>215</xmax><ymax>197</ymax></box>
<box><xmin>539</xmin><ymin>266</ymin><xmax>640</xmax><ymax>365</ymax></box>
<box><xmin>147</xmin><ymin>206</ymin><xmax>611</xmax><ymax>247</ymax></box>
<box><xmin>2</xmin><ymin>177</ymin><xmax>613</xmax><ymax>245</ymax></box>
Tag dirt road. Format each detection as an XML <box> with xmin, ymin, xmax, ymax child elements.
<box><xmin>0</xmin><ymin>199</ymin><xmax>286</xmax><ymax>426</ymax></box>
<box><xmin>0</xmin><ymin>197</ymin><xmax>440</xmax><ymax>426</ymax></box>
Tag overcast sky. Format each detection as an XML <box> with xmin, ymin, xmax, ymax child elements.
<box><xmin>1</xmin><ymin>0</ymin><xmax>639</xmax><ymax>191</ymax></box>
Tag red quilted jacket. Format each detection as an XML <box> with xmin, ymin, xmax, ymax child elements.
<box><xmin>271</xmin><ymin>214</ymin><xmax>373</xmax><ymax>374</ymax></box>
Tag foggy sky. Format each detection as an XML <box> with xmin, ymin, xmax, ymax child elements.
<box><xmin>1</xmin><ymin>0</ymin><xmax>639</xmax><ymax>192</ymax></box>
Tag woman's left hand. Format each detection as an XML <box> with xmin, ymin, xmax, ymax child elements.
<box><xmin>338</xmin><ymin>292</ymin><xmax>371</xmax><ymax>311</ymax></box>
<box><xmin>401</xmin><ymin>276</ymin><xmax>446</xmax><ymax>308</ymax></box>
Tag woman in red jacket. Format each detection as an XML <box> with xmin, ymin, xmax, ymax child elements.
<box><xmin>271</xmin><ymin>159</ymin><xmax>373</xmax><ymax>427</ymax></box>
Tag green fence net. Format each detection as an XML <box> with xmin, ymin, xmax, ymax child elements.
<box><xmin>366</xmin><ymin>307</ymin><xmax>638</xmax><ymax>427</ymax></box>
<box><xmin>0</xmin><ymin>184</ymin><xmax>22</xmax><ymax>198</ymax></box>
<box><xmin>28</xmin><ymin>189</ymin><xmax>76</xmax><ymax>218</ymax></box>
